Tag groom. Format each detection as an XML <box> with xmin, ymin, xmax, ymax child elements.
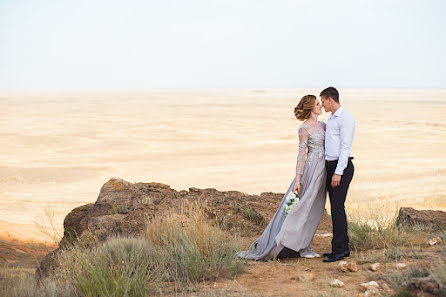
<box><xmin>320</xmin><ymin>87</ymin><xmax>355</xmax><ymax>263</ymax></box>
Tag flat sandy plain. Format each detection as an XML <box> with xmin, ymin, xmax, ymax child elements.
<box><xmin>1</xmin><ymin>89</ymin><xmax>445</xmax><ymax>243</ymax></box>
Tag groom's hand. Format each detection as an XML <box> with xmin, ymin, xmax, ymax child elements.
<box><xmin>331</xmin><ymin>174</ymin><xmax>341</xmax><ymax>188</ymax></box>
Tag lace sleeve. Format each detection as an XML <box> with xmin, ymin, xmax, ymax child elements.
<box><xmin>296</xmin><ymin>126</ymin><xmax>309</xmax><ymax>176</ymax></box>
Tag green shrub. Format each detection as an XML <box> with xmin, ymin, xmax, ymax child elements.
<box><xmin>236</xmin><ymin>205</ymin><xmax>264</xmax><ymax>225</ymax></box>
<box><xmin>55</xmin><ymin>237</ymin><xmax>163</xmax><ymax>297</ymax></box>
<box><xmin>385</xmin><ymin>247</ymin><xmax>405</xmax><ymax>261</ymax></box>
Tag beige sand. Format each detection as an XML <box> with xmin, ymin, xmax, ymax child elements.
<box><xmin>1</xmin><ymin>89</ymin><xmax>445</xmax><ymax>243</ymax></box>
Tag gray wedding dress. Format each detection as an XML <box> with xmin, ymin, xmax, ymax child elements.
<box><xmin>237</xmin><ymin>121</ymin><xmax>327</xmax><ymax>260</ymax></box>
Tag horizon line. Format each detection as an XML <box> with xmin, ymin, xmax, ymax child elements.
<box><xmin>1</xmin><ymin>86</ymin><xmax>446</xmax><ymax>93</ymax></box>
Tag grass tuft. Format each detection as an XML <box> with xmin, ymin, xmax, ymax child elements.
<box><xmin>55</xmin><ymin>237</ymin><xmax>162</xmax><ymax>297</ymax></box>
<box><xmin>348</xmin><ymin>220</ymin><xmax>412</xmax><ymax>251</ymax></box>
<box><xmin>146</xmin><ymin>200</ymin><xmax>244</xmax><ymax>285</ymax></box>
<box><xmin>235</xmin><ymin>205</ymin><xmax>264</xmax><ymax>225</ymax></box>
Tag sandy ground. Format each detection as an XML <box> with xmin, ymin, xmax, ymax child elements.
<box><xmin>1</xmin><ymin>88</ymin><xmax>446</xmax><ymax>243</ymax></box>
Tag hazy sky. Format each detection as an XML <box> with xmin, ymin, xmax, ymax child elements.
<box><xmin>1</xmin><ymin>0</ymin><xmax>445</xmax><ymax>89</ymax></box>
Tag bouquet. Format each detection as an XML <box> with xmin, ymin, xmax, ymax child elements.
<box><xmin>282</xmin><ymin>185</ymin><xmax>301</xmax><ymax>218</ymax></box>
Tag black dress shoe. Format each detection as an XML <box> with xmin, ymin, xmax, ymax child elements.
<box><xmin>322</xmin><ymin>250</ymin><xmax>350</xmax><ymax>257</ymax></box>
<box><xmin>323</xmin><ymin>253</ymin><xmax>345</xmax><ymax>263</ymax></box>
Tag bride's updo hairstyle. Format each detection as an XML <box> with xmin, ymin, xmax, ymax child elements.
<box><xmin>294</xmin><ymin>95</ymin><xmax>316</xmax><ymax>121</ymax></box>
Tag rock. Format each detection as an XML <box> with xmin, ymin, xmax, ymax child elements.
<box><xmin>368</xmin><ymin>263</ymin><xmax>380</xmax><ymax>272</ymax></box>
<box><xmin>338</xmin><ymin>261</ymin><xmax>358</xmax><ymax>272</ymax></box>
<box><xmin>37</xmin><ymin>177</ymin><xmax>329</xmax><ymax>279</ymax></box>
<box><xmin>315</xmin><ymin>232</ymin><xmax>333</xmax><ymax>237</ymax></box>
<box><xmin>360</xmin><ymin>281</ymin><xmax>379</xmax><ymax>291</ymax></box>
<box><xmin>396</xmin><ymin>263</ymin><xmax>407</xmax><ymax>269</ymax></box>
<box><xmin>36</xmin><ymin>249</ymin><xmax>60</xmax><ymax>279</ymax></box>
<box><xmin>404</xmin><ymin>275</ymin><xmax>439</xmax><ymax>294</ymax></box>
<box><xmin>347</xmin><ymin>262</ymin><xmax>359</xmax><ymax>272</ymax></box>
<box><xmin>428</xmin><ymin>236</ymin><xmax>442</xmax><ymax>246</ymax></box>
<box><xmin>395</xmin><ymin>207</ymin><xmax>446</xmax><ymax>230</ymax></box>
<box><xmin>364</xmin><ymin>288</ymin><xmax>380</xmax><ymax>297</ymax></box>
<box><xmin>338</xmin><ymin>261</ymin><xmax>348</xmax><ymax>272</ymax></box>
<box><xmin>330</xmin><ymin>279</ymin><xmax>345</xmax><ymax>288</ymax></box>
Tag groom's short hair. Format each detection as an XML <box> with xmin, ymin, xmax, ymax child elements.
<box><xmin>320</xmin><ymin>87</ymin><xmax>339</xmax><ymax>103</ymax></box>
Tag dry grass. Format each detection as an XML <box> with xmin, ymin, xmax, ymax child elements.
<box><xmin>346</xmin><ymin>203</ymin><xmax>434</xmax><ymax>251</ymax></box>
<box><xmin>145</xmin><ymin>200</ymin><xmax>244</xmax><ymax>285</ymax></box>
<box><xmin>32</xmin><ymin>207</ymin><xmax>63</xmax><ymax>246</ymax></box>
<box><xmin>1</xmin><ymin>200</ymin><xmax>244</xmax><ymax>296</ymax></box>
<box><xmin>146</xmin><ymin>200</ymin><xmax>220</xmax><ymax>256</ymax></box>
<box><xmin>0</xmin><ymin>263</ymin><xmax>77</xmax><ymax>297</ymax></box>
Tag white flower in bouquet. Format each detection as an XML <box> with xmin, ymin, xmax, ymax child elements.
<box><xmin>282</xmin><ymin>184</ymin><xmax>301</xmax><ymax>217</ymax></box>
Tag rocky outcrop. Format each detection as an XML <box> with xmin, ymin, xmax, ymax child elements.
<box><xmin>37</xmin><ymin>177</ymin><xmax>307</xmax><ymax>279</ymax></box>
<box><xmin>395</xmin><ymin>207</ymin><xmax>446</xmax><ymax>230</ymax></box>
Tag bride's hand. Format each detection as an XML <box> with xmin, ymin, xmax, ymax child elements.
<box><xmin>293</xmin><ymin>178</ymin><xmax>301</xmax><ymax>193</ymax></box>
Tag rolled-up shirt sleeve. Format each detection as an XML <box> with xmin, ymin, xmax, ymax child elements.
<box><xmin>335</xmin><ymin>114</ymin><xmax>355</xmax><ymax>175</ymax></box>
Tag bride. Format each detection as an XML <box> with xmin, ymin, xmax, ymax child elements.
<box><xmin>237</xmin><ymin>95</ymin><xmax>327</xmax><ymax>260</ymax></box>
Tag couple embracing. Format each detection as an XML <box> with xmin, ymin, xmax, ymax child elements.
<box><xmin>238</xmin><ymin>87</ymin><xmax>355</xmax><ymax>263</ymax></box>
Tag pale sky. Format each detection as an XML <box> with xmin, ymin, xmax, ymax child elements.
<box><xmin>0</xmin><ymin>0</ymin><xmax>445</xmax><ymax>89</ymax></box>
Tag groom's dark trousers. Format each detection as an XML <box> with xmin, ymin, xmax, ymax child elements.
<box><xmin>326</xmin><ymin>158</ymin><xmax>354</xmax><ymax>254</ymax></box>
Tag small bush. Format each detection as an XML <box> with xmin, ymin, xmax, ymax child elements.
<box><xmin>55</xmin><ymin>237</ymin><xmax>163</xmax><ymax>297</ymax></box>
<box><xmin>385</xmin><ymin>247</ymin><xmax>405</xmax><ymax>261</ymax></box>
<box><xmin>235</xmin><ymin>205</ymin><xmax>264</xmax><ymax>225</ymax></box>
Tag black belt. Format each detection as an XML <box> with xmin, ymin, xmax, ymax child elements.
<box><xmin>325</xmin><ymin>157</ymin><xmax>354</xmax><ymax>165</ymax></box>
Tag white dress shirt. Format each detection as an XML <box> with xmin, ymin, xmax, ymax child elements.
<box><xmin>325</xmin><ymin>106</ymin><xmax>355</xmax><ymax>175</ymax></box>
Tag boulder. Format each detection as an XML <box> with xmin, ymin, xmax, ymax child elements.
<box><xmin>330</xmin><ymin>279</ymin><xmax>345</xmax><ymax>288</ymax></box>
<box><xmin>37</xmin><ymin>177</ymin><xmax>328</xmax><ymax>279</ymax></box>
<box><xmin>395</xmin><ymin>207</ymin><xmax>446</xmax><ymax>230</ymax></box>
<box><xmin>360</xmin><ymin>281</ymin><xmax>379</xmax><ymax>291</ymax></box>
<box><xmin>338</xmin><ymin>261</ymin><xmax>358</xmax><ymax>272</ymax></box>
